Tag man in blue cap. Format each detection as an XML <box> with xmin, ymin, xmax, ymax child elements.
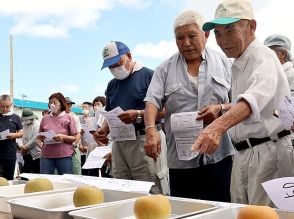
<box><xmin>192</xmin><ymin>0</ymin><xmax>294</xmax><ymax>206</ymax></box>
<box><xmin>94</xmin><ymin>41</ymin><xmax>169</xmax><ymax>195</ymax></box>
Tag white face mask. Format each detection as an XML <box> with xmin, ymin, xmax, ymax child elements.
<box><xmin>94</xmin><ymin>105</ymin><xmax>103</xmax><ymax>111</ymax></box>
<box><xmin>24</xmin><ymin>120</ymin><xmax>33</xmax><ymax>125</ymax></box>
<box><xmin>82</xmin><ymin>109</ymin><xmax>89</xmax><ymax>116</ymax></box>
<box><xmin>110</xmin><ymin>65</ymin><xmax>130</xmax><ymax>80</ymax></box>
<box><xmin>1</xmin><ymin>107</ymin><xmax>14</xmax><ymax>116</ymax></box>
<box><xmin>49</xmin><ymin>103</ymin><xmax>60</xmax><ymax>114</ymax></box>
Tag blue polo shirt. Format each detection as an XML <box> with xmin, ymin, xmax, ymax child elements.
<box><xmin>105</xmin><ymin>66</ymin><xmax>153</xmax><ymax>131</ymax></box>
<box><xmin>0</xmin><ymin>113</ymin><xmax>23</xmax><ymax>159</ymax></box>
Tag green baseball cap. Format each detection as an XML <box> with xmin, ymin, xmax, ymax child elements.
<box><xmin>203</xmin><ymin>0</ymin><xmax>254</xmax><ymax>31</ymax></box>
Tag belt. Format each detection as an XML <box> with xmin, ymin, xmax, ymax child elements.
<box><xmin>234</xmin><ymin>130</ymin><xmax>291</xmax><ymax>151</ymax></box>
<box><xmin>136</xmin><ymin>124</ymin><xmax>163</xmax><ymax>136</ymax></box>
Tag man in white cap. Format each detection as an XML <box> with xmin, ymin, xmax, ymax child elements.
<box><xmin>194</xmin><ymin>0</ymin><xmax>294</xmax><ymax>206</ymax></box>
<box><xmin>264</xmin><ymin>34</ymin><xmax>294</xmax><ymax>91</ymax></box>
<box><xmin>94</xmin><ymin>41</ymin><xmax>169</xmax><ymax>195</ymax></box>
<box><xmin>144</xmin><ymin>10</ymin><xmax>235</xmax><ymax>202</ymax></box>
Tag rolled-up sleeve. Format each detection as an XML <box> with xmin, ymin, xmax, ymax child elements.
<box><xmin>144</xmin><ymin>65</ymin><xmax>166</xmax><ymax>110</ymax></box>
<box><xmin>236</xmin><ymin>54</ymin><xmax>278</xmax><ymax>124</ymax></box>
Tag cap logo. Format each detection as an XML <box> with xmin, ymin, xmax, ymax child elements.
<box><xmin>216</xmin><ymin>8</ymin><xmax>227</xmax><ymax>17</ymax></box>
<box><xmin>103</xmin><ymin>47</ymin><xmax>109</xmax><ymax>58</ymax></box>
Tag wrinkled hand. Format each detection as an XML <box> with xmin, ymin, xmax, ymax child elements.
<box><xmin>20</xmin><ymin>145</ymin><xmax>28</xmax><ymax>156</ymax></box>
<box><xmin>191</xmin><ymin>123</ymin><xmax>223</xmax><ymax>154</ymax></box>
<box><xmin>144</xmin><ymin>129</ymin><xmax>161</xmax><ymax>162</ymax></box>
<box><xmin>117</xmin><ymin>110</ymin><xmax>138</xmax><ymax>124</ymax></box>
<box><xmin>79</xmin><ymin>144</ymin><xmax>87</xmax><ymax>153</ymax></box>
<box><xmin>37</xmin><ymin>135</ymin><xmax>46</xmax><ymax>142</ymax></box>
<box><xmin>103</xmin><ymin>152</ymin><xmax>112</xmax><ymax>165</ymax></box>
<box><xmin>53</xmin><ymin>134</ymin><xmax>64</xmax><ymax>142</ymax></box>
<box><xmin>197</xmin><ymin>104</ymin><xmax>221</xmax><ymax>125</ymax></box>
<box><xmin>93</xmin><ymin>128</ymin><xmax>109</xmax><ymax>145</ymax></box>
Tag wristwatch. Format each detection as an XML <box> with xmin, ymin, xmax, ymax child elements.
<box><xmin>136</xmin><ymin>110</ymin><xmax>142</xmax><ymax>123</ymax></box>
<box><xmin>220</xmin><ymin>103</ymin><xmax>228</xmax><ymax>115</ymax></box>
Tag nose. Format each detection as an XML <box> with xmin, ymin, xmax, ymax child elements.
<box><xmin>183</xmin><ymin>37</ymin><xmax>191</xmax><ymax>47</ymax></box>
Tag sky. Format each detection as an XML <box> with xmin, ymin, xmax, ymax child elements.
<box><xmin>0</xmin><ymin>0</ymin><xmax>293</xmax><ymax>104</ymax></box>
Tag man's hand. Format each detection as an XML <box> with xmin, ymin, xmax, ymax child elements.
<box><xmin>93</xmin><ymin>128</ymin><xmax>109</xmax><ymax>145</ymax></box>
<box><xmin>197</xmin><ymin>104</ymin><xmax>221</xmax><ymax>125</ymax></box>
<box><xmin>117</xmin><ymin>110</ymin><xmax>138</xmax><ymax>124</ymax></box>
<box><xmin>144</xmin><ymin>129</ymin><xmax>161</xmax><ymax>162</ymax></box>
<box><xmin>20</xmin><ymin>145</ymin><xmax>28</xmax><ymax>156</ymax></box>
<box><xmin>6</xmin><ymin>133</ymin><xmax>17</xmax><ymax>139</ymax></box>
<box><xmin>191</xmin><ymin>123</ymin><xmax>224</xmax><ymax>154</ymax></box>
<box><xmin>103</xmin><ymin>152</ymin><xmax>112</xmax><ymax>165</ymax></box>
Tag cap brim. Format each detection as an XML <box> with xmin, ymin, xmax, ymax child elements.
<box><xmin>202</xmin><ymin>18</ymin><xmax>240</xmax><ymax>31</ymax></box>
<box><xmin>101</xmin><ymin>55</ymin><xmax>122</xmax><ymax>70</ymax></box>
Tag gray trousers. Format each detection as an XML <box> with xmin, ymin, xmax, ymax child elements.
<box><xmin>111</xmin><ymin>130</ymin><xmax>169</xmax><ymax>195</ymax></box>
<box><xmin>231</xmin><ymin>136</ymin><xmax>294</xmax><ymax>206</ymax></box>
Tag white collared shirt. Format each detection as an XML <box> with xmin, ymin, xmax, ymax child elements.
<box><xmin>231</xmin><ymin>39</ymin><xmax>290</xmax><ymax>142</ymax></box>
<box><xmin>283</xmin><ymin>61</ymin><xmax>294</xmax><ymax>91</ymax></box>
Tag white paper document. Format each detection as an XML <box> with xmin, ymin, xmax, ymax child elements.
<box><xmin>102</xmin><ymin>107</ymin><xmax>136</xmax><ymax>142</ymax></box>
<box><xmin>82</xmin><ymin>145</ymin><xmax>112</xmax><ymax>169</ymax></box>
<box><xmin>262</xmin><ymin>177</ymin><xmax>294</xmax><ymax>211</ymax></box>
<box><xmin>63</xmin><ymin>174</ymin><xmax>154</xmax><ymax>194</ymax></box>
<box><xmin>171</xmin><ymin>112</ymin><xmax>203</xmax><ymax>161</ymax></box>
<box><xmin>276</xmin><ymin>95</ymin><xmax>294</xmax><ymax>128</ymax></box>
<box><xmin>81</xmin><ymin>123</ymin><xmax>96</xmax><ymax>143</ymax></box>
<box><xmin>39</xmin><ymin>130</ymin><xmax>60</xmax><ymax>144</ymax></box>
<box><xmin>0</xmin><ymin>129</ymin><xmax>10</xmax><ymax>140</ymax></box>
<box><xmin>19</xmin><ymin>173</ymin><xmax>69</xmax><ymax>183</ymax></box>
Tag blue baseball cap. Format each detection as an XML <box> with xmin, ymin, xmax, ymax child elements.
<box><xmin>202</xmin><ymin>0</ymin><xmax>254</xmax><ymax>31</ymax></box>
<box><xmin>101</xmin><ymin>41</ymin><xmax>130</xmax><ymax>70</ymax></box>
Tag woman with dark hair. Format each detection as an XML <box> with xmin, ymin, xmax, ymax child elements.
<box><xmin>38</xmin><ymin>92</ymin><xmax>77</xmax><ymax>174</ymax></box>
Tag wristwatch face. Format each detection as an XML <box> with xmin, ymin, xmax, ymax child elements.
<box><xmin>136</xmin><ymin>116</ymin><xmax>142</xmax><ymax>123</ymax></box>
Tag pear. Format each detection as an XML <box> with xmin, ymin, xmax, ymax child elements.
<box><xmin>238</xmin><ymin>205</ymin><xmax>279</xmax><ymax>219</ymax></box>
<box><xmin>0</xmin><ymin>177</ymin><xmax>9</xmax><ymax>186</ymax></box>
<box><xmin>134</xmin><ymin>194</ymin><xmax>171</xmax><ymax>219</ymax></box>
<box><xmin>24</xmin><ymin>178</ymin><xmax>53</xmax><ymax>193</ymax></box>
<box><xmin>73</xmin><ymin>185</ymin><xmax>104</xmax><ymax>207</ymax></box>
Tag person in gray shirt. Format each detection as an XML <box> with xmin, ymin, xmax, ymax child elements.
<box><xmin>144</xmin><ymin>10</ymin><xmax>235</xmax><ymax>202</ymax></box>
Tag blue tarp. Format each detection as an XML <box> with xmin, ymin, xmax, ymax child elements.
<box><xmin>13</xmin><ymin>98</ymin><xmax>82</xmax><ymax>114</ymax></box>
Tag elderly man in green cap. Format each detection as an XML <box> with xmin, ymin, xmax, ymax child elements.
<box><xmin>192</xmin><ymin>0</ymin><xmax>294</xmax><ymax>206</ymax></box>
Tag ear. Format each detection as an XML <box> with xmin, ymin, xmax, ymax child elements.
<box><xmin>249</xmin><ymin>19</ymin><xmax>257</xmax><ymax>33</ymax></box>
<box><xmin>204</xmin><ymin>31</ymin><xmax>210</xmax><ymax>39</ymax></box>
<box><xmin>126</xmin><ymin>52</ymin><xmax>132</xmax><ymax>62</ymax></box>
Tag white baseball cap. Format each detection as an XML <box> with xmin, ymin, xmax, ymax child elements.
<box><xmin>101</xmin><ymin>41</ymin><xmax>130</xmax><ymax>69</ymax></box>
<box><xmin>202</xmin><ymin>0</ymin><xmax>254</xmax><ymax>31</ymax></box>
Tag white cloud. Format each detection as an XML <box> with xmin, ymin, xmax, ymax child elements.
<box><xmin>0</xmin><ymin>0</ymin><xmax>149</xmax><ymax>38</ymax></box>
<box><xmin>255</xmin><ymin>0</ymin><xmax>294</xmax><ymax>51</ymax></box>
<box><xmin>49</xmin><ymin>84</ymin><xmax>80</xmax><ymax>95</ymax></box>
<box><xmin>133</xmin><ymin>40</ymin><xmax>178</xmax><ymax>59</ymax></box>
<box><xmin>93</xmin><ymin>85</ymin><xmax>106</xmax><ymax>96</ymax></box>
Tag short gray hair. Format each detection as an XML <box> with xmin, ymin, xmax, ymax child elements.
<box><xmin>273</xmin><ymin>46</ymin><xmax>292</xmax><ymax>62</ymax></box>
<box><xmin>174</xmin><ymin>10</ymin><xmax>205</xmax><ymax>31</ymax></box>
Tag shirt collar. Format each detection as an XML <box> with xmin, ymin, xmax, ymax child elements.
<box><xmin>132</xmin><ymin>61</ymin><xmax>144</xmax><ymax>73</ymax></box>
<box><xmin>283</xmin><ymin>61</ymin><xmax>294</xmax><ymax>69</ymax></box>
<box><xmin>233</xmin><ymin>39</ymin><xmax>259</xmax><ymax>72</ymax></box>
<box><xmin>49</xmin><ymin>111</ymin><xmax>66</xmax><ymax>117</ymax></box>
<box><xmin>180</xmin><ymin>48</ymin><xmax>207</xmax><ymax>66</ymax></box>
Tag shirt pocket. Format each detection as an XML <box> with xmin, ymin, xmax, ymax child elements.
<box><xmin>211</xmin><ymin>76</ymin><xmax>230</xmax><ymax>104</ymax></box>
<box><xmin>164</xmin><ymin>83</ymin><xmax>184</xmax><ymax>113</ymax></box>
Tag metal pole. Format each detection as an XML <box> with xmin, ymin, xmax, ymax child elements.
<box><xmin>9</xmin><ymin>35</ymin><xmax>14</xmax><ymax>100</ymax></box>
